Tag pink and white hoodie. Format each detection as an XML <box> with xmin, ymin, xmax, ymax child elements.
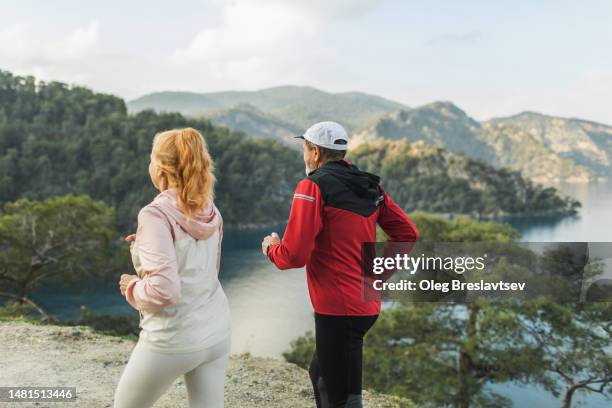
<box><xmin>125</xmin><ymin>188</ymin><xmax>231</xmax><ymax>353</ymax></box>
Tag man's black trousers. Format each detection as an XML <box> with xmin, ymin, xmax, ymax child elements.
<box><xmin>308</xmin><ymin>312</ymin><xmax>378</xmax><ymax>408</ymax></box>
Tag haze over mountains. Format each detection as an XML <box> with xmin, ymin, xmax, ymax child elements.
<box><xmin>1</xmin><ymin>68</ymin><xmax>578</xmax><ymax>227</ymax></box>
<box><xmin>129</xmin><ymin>86</ymin><xmax>612</xmax><ymax>185</ymax></box>
<box><xmin>353</xmin><ymin>104</ymin><xmax>605</xmax><ymax>184</ymax></box>
<box><xmin>128</xmin><ymin>86</ymin><xmax>407</xmax><ymax>132</ymax></box>
<box><xmin>205</xmin><ymin>104</ymin><xmax>302</xmax><ymax>147</ymax></box>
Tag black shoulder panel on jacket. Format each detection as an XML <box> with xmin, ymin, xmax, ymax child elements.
<box><xmin>307</xmin><ymin>160</ymin><xmax>383</xmax><ymax>217</ymax></box>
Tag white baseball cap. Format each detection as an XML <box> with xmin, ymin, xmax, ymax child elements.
<box><xmin>296</xmin><ymin>121</ymin><xmax>349</xmax><ymax>151</ymax></box>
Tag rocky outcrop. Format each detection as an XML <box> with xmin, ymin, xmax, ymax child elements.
<box><xmin>348</xmin><ymin>139</ymin><xmax>580</xmax><ymax>217</ymax></box>
<box><xmin>351</xmin><ymin>103</ymin><xmax>609</xmax><ymax>184</ymax></box>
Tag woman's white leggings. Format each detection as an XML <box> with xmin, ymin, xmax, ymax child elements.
<box><xmin>114</xmin><ymin>337</ymin><xmax>230</xmax><ymax>408</ymax></box>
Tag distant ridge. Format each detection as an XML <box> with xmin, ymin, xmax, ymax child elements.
<box><xmin>0</xmin><ymin>68</ymin><xmax>582</xmax><ymax>221</ymax></box>
<box><xmin>128</xmin><ymin>85</ymin><xmax>408</xmax><ymax>131</ymax></box>
<box><xmin>353</xmin><ymin>101</ymin><xmax>610</xmax><ymax>184</ymax></box>
<box><xmin>207</xmin><ymin>103</ymin><xmax>302</xmax><ymax>148</ymax></box>
<box><xmin>130</xmin><ymin>84</ymin><xmax>611</xmax><ymax>184</ymax></box>
<box><xmin>484</xmin><ymin>111</ymin><xmax>612</xmax><ymax>176</ymax></box>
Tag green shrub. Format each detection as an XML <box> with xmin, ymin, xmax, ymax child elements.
<box><xmin>73</xmin><ymin>306</ymin><xmax>139</xmax><ymax>339</ymax></box>
<box><xmin>282</xmin><ymin>330</ymin><xmax>315</xmax><ymax>370</ymax></box>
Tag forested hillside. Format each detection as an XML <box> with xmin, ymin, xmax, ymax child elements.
<box><xmin>485</xmin><ymin>111</ymin><xmax>612</xmax><ymax>176</ymax></box>
<box><xmin>207</xmin><ymin>104</ymin><xmax>302</xmax><ymax>147</ymax></box>
<box><xmin>128</xmin><ymin>85</ymin><xmax>407</xmax><ymax>131</ymax></box>
<box><xmin>351</xmin><ymin>102</ymin><xmax>598</xmax><ymax>184</ymax></box>
<box><xmin>0</xmin><ymin>70</ymin><xmax>302</xmax><ymax>232</ymax></box>
<box><xmin>349</xmin><ymin>140</ymin><xmax>580</xmax><ymax>216</ymax></box>
<box><xmin>0</xmin><ymin>70</ymin><xmax>579</xmax><ymax>231</ymax></box>
<box><xmin>130</xmin><ymin>86</ymin><xmax>612</xmax><ymax>185</ymax></box>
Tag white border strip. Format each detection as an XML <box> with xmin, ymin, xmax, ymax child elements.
<box><xmin>294</xmin><ymin>193</ymin><xmax>315</xmax><ymax>202</ymax></box>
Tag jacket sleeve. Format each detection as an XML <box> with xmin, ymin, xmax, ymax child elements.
<box><xmin>125</xmin><ymin>206</ymin><xmax>181</xmax><ymax>313</ymax></box>
<box><xmin>377</xmin><ymin>187</ymin><xmax>420</xmax><ymax>242</ymax></box>
<box><xmin>268</xmin><ymin>179</ymin><xmax>324</xmax><ymax>269</ymax></box>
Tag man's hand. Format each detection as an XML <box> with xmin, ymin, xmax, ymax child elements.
<box><xmin>119</xmin><ymin>274</ymin><xmax>138</xmax><ymax>296</ymax></box>
<box><xmin>261</xmin><ymin>232</ymin><xmax>281</xmax><ymax>256</ymax></box>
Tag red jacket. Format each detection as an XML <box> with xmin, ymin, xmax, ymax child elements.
<box><xmin>268</xmin><ymin>160</ymin><xmax>419</xmax><ymax>316</ymax></box>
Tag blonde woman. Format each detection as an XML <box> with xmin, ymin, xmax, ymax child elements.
<box><xmin>114</xmin><ymin>128</ymin><xmax>230</xmax><ymax>408</ymax></box>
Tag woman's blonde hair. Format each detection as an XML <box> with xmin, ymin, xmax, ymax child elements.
<box><xmin>152</xmin><ymin>128</ymin><xmax>215</xmax><ymax>218</ymax></box>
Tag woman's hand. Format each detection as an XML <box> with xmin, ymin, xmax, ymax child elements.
<box><xmin>125</xmin><ymin>234</ymin><xmax>136</xmax><ymax>242</ymax></box>
<box><xmin>119</xmin><ymin>274</ymin><xmax>138</xmax><ymax>296</ymax></box>
<box><xmin>261</xmin><ymin>232</ymin><xmax>281</xmax><ymax>255</ymax></box>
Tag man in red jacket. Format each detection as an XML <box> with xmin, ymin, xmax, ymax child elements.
<box><xmin>261</xmin><ymin>121</ymin><xmax>419</xmax><ymax>408</ymax></box>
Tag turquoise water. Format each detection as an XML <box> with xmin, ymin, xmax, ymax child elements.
<box><xmin>505</xmin><ymin>180</ymin><xmax>612</xmax><ymax>242</ymax></box>
<box><xmin>33</xmin><ymin>247</ymin><xmax>313</xmax><ymax>358</ymax></box>
<box><xmin>31</xmin><ymin>181</ymin><xmax>612</xmax><ymax>407</ymax></box>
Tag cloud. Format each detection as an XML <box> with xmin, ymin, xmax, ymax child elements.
<box><xmin>170</xmin><ymin>0</ymin><xmax>381</xmax><ymax>88</ymax></box>
<box><xmin>0</xmin><ymin>1</ymin><xmax>383</xmax><ymax>97</ymax></box>
<box><xmin>426</xmin><ymin>30</ymin><xmax>481</xmax><ymax>46</ymax></box>
<box><xmin>251</xmin><ymin>0</ymin><xmax>380</xmax><ymax>18</ymax></box>
<box><xmin>0</xmin><ymin>20</ymin><xmax>99</xmax><ymax>65</ymax></box>
<box><xmin>0</xmin><ymin>20</ymin><xmax>100</xmax><ymax>85</ymax></box>
<box><xmin>173</xmin><ymin>2</ymin><xmax>316</xmax><ymax>63</ymax></box>
<box><xmin>57</xmin><ymin>21</ymin><xmax>99</xmax><ymax>59</ymax></box>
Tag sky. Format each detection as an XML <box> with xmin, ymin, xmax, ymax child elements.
<box><xmin>1</xmin><ymin>0</ymin><xmax>612</xmax><ymax>124</ymax></box>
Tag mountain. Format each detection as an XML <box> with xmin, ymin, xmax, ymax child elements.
<box><xmin>352</xmin><ymin>102</ymin><xmax>601</xmax><ymax>184</ymax></box>
<box><xmin>0</xmin><ymin>68</ymin><xmax>580</xmax><ymax>223</ymax></box>
<box><xmin>485</xmin><ymin>112</ymin><xmax>612</xmax><ymax>176</ymax></box>
<box><xmin>206</xmin><ymin>104</ymin><xmax>302</xmax><ymax>148</ymax></box>
<box><xmin>130</xmin><ymin>85</ymin><xmax>612</xmax><ymax>184</ymax></box>
<box><xmin>0</xmin><ymin>69</ymin><xmax>303</xmax><ymax>231</ymax></box>
<box><xmin>348</xmin><ymin>139</ymin><xmax>580</xmax><ymax>217</ymax></box>
<box><xmin>128</xmin><ymin>85</ymin><xmax>408</xmax><ymax>131</ymax></box>
<box><xmin>351</xmin><ymin>102</ymin><xmax>494</xmax><ymax>158</ymax></box>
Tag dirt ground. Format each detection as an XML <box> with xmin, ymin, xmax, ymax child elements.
<box><xmin>0</xmin><ymin>321</ymin><xmax>406</xmax><ymax>408</ymax></box>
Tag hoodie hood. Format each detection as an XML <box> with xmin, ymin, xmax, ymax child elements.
<box><xmin>315</xmin><ymin>160</ymin><xmax>381</xmax><ymax>201</ymax></box>
<box><xmin>150</xmin><ymin>188</ymin><xmax>222</xmax><ymax>241</ymax></box>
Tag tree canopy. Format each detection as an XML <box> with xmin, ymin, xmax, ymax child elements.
<box><xmin>0</xmin><ymin>70</ymin><xmax>303</xmax><ymax>233</ymax></box>
<box><xmin>0</xmin><ymin>195</ymin><xmax>118</xmax><ymax>319</ymax></box>
<box><xmin>1</xmin><ymin>70</ymin><xmax>580</xmax><ymax>234</ymax></box>
<box><xmin>285</xmin><ymin>213</ymin><xmax>611</xmax><ymax>408</ymax></box>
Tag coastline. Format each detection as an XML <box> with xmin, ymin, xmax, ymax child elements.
<box><xmin>225</xmin><ymin>208</ymin><xmax>579</xmax><ymax>230</ymax></box>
